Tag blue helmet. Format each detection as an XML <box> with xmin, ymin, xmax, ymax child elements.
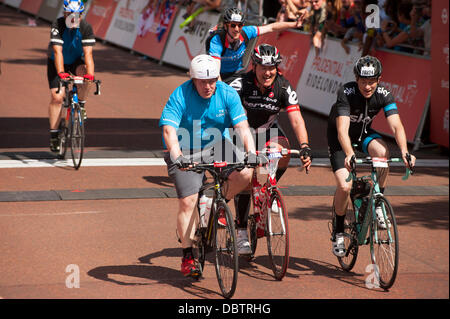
<box><xmin>64</xmin><ymin>0</ymin><xmax>85</xmax><ymax>13</ymax></box>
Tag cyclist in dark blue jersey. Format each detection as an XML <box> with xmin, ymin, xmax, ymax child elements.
<box><xmin>159</xmin><ymin>54</ymin><xmax>260</xmax><ymax>277</ymax></box>
<box><xmin>207</xmin><ymin>7</ymin><xmax>305</xmax><ymax>83</ymax></box>
<box><xmin>327</xmin><ymin>56</ymin><xmax>416</xmax><ymax>257</ymax></box>
<box><xmin>47</xmin><ymin>0</ymin><xmax>96</xmax><ymax>153</ymax></box>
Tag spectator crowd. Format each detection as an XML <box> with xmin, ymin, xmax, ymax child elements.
<box><xmin>177</xmin><ymin>0</ymin><xmax>432</xmax><ymax>57</ymax></box>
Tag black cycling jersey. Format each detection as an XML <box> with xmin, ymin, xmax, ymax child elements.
<box><xmin>328</xmin><ymin>81</ymin><xmax>398</xmax><ymax>142</ymax></box>
<box><xmin>229</xmin><ymin>71</ymin><xmax>300</xmax><ymax>130</ymax></box>
<box><xmin>47</xmin><ymin>18</ymin><xmax>95</xmax><ymax>65</ymax></box>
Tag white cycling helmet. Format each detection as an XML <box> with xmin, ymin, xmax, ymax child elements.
<box><xmin>189</xmin><ymin>54</ymin><xmax>220</xmax><ymax>80</ymax></box>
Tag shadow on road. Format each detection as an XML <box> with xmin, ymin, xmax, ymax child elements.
<box><xmin>289</xmin><ymin>197</ymin><xmax>449</xmax><ymax>230</ymax></box>
<box><xmin>87</xmin><ymin>247</ymin><xmax>222</xmax><ymax>299</ymax></box>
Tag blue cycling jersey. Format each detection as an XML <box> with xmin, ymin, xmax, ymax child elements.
<box><xmin>159</xmin><ymin>80</ymin><xmax>247</xmax><ymax>150</ymax></box>
<box><xmin>208</xmin><ymin>26</ymin><xmax>259</xmax><ymax>74</ymax></box>
<box><xmin>48</xmin><ymin>18</ymin><xmax>95</xmax><ymax>65</ymax></box>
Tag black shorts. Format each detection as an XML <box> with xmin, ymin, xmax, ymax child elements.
<box><xmin>327</xmin><ymin>126</ymin><xmax>382</xmax><ymax>172</ymax></box>
<box><xmin>47</xmin><ymin>58</ymin><xmax>85</xmax><ymax>89</ymax></box>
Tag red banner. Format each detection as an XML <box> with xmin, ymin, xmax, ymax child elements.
<box><xmin>19</xmin><ymin>0</ymin><xmax>43</xmax><ymax>14</ymax></box>
<box><xmin>85</xmin><ymin>0</ymin><xmax>118</xmax><ymax>40</ymax></box>
<box><xmin>256</xmin><ymin>30</ymin><xmax>310</xmax><ymax>88</ymax></box>
<box><xmin>132</xmin><ymin>1</ymin><xmax>178</xmax><ymax>60</ymax></box>
<box><xmin>371</xmin><ymin>51</ymin><xmax>431</xmax><ymax>143</ymax></box>
<box><xmin>430</xmin><ymin>0</ymin><xmax>449</xmax><ymax>148</ymax></box>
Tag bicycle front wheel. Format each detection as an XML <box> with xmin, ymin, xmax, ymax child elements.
<box><xmin>70</xmin><ymin>107</ymin><xmax>85</xmax><ymax>170</ymax></box>
<box><xmin>370</xmin><ymin>196</ymin><xmax>399</xmax><ymax>290</ymax></box>
<box><xmin>214</xmin><ymin>200</ymin><xmax>238</xmax><ymax>299</ymax></box>
<box><xmin>266</xmin><ymin>189</ymin><xmax>289</xmax><ymax>280</ymax></box>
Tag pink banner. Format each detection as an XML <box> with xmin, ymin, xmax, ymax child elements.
<box><xmin>370</xmin><ymin>51</ymin><xmax>431</xmax><ymax>143</ymax></box>
<box><xmin>256</xmin><ymin>30</ymin><xmax>310</xmax><ymax>88</ymax></box>
<box><xmin>430</xmin><ymin>0</ymin><xmax>449</xmax><ymax>148</ymax></box>
<box><xmin>132</xmin><ymin>1</ymin><xmax>178</xmax><ymax>60</ymax></box>
<box><xmin>19</xmin><ymin>0</ymin><xmax>43</xmax><ymax>14</ymax></box>
<box><xmin>85</xmin><ymin>0</ymin><xmax>118</xmax><ymax>40</ymax></box>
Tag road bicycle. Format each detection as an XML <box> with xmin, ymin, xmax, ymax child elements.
<box><xmin>330</xmin><ymin>153</ymin><xmax>414</xmax><ymax>290</ymax></box>
<box><xmin>244</xmin><ymin>145</ymin><xmax>308</xmax><ymax>281</ymax></box>
<box><xmin>183</xmin><ymin>159</ymin><xmax>251</xmax><ymax>299</ymax></box>
<box><xmin>56</xmin><ymin>75</ymin><xmax>101</xmax><ymax>169</ymax></box>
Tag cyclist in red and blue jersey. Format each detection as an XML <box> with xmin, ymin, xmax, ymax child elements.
<box><xmin>47</xmin><ymin>0</ymin><xmax>95</xmax><ymax>153</ymax></box>
<box><xmin>159</xmin><ymin>54</ymin><xmax>261</xmax><ymax>277</ymax></box>
<box><xmin>229</xmin><ymin>44</ymin><xmax>312</xmax><ymax>254</ymax></box>
<box><xmin>328</xmin><ymin>56</ymin><xmax>416</xmax><ymax>257</ymax></box>
<box><xmin>207</xmin><ymin>7</ymin><xmax>305</xmax><ymax>84</ymax></box>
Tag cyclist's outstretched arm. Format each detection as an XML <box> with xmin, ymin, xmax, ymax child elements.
<box><xmin>386</xmin><ymin>114</ymin><xmax>416</xmax><ymax>168</ymax></box>
<box><xmin>258</xmin><ymin>19</ymin><xmax>303</xmax><ymax>35</ymax></box>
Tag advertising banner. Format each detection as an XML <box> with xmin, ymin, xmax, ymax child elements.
<box><xmin>296</xmin><ymin>38</ymin><xmax>361</xmax><ymax>115</ymax></box>
<box><xmin>430</xmin><ymin>0</ymin><xmax>449</xmax><ymax>148</ymax></box>
<box><xmin>162</xmin><ymin>7</ymin><xmax>220</xmax><ymax>69</ymax></box>
<box><xmin>85</xmin><ymin>0</ymin><xmax>118</xmax><ymax>40</ymax></box>
<box><xmin>132</xmin><ymin>0</ymin><xmax>178</xmax><ymax>60</ymax></box>
<box><xmin>371</xmin><ymin>51</ymin><xmax>431</xmax><ymax>143</ymax></box>
<box><xmin>37</xmin><ymin>0</ymin><xmax>63</xmax><ymax>22</ymax></box>
<box><xmin>19</xmin><ymin>0</ymin><xmax>43</xmax><ymax>15</ymax></box>
<box><xmin>256</xmin><ymin>30</ymin><xmax>310</xmax><ymax>89</ymax></box>
<box><xmin>104</xmin><ymin>0</ymin><xmax>150</xmax><ymax>49</ymax></box>
<box><xmin>3</xmin><ymin>0</ymin><xmax>22</xmax><ymax>8</ymax></box>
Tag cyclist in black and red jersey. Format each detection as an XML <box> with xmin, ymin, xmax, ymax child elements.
<box><xmin>229</xmin><ymin>44</ymin><xmax>312</xmax><ymax>255</ymax></box>
<box><xmin>47</xmin><ymin>0</ymin><xmax>96</xmax><ymax>153</ymax></box>
<box><xmin>328</xmin><ymin>55</ymin><xmax>416</xmax><ymax>257</ymax></box>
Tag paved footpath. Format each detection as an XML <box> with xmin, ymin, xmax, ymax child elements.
<box><xmin>0</xmin><ymin>4</ymin><xmax>448</xmax><ymax>307</ymax></box>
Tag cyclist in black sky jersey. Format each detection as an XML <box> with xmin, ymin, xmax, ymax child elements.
<box><xmin>327</xmin><ymin>55</ymin><xmax>416</xmax><ymax>257</ymax></box>
<box><xmin>47</xmin><ymin>0</ymin><xmax>96</xmax><ymax>153</ymax></box>
<box><xmin>229</xmin><ymin>44</ymin><xmax>312</xmax><ymax>255</ymax></box>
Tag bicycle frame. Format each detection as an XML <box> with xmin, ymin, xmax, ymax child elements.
<box><xmin>346</xmin><ymin>157</ymin><xmax>410</xmax><ymax>246</ymax></box>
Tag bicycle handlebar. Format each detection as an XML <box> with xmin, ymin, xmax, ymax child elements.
<box><xmin>56</xmin><ymin>76</ymin><xmax>102</xmax><ymax>96</ymax></box>
<box><xmin>346</xmin><ymin>155</ymin><xmax>414</xmax><ymax>182</ymax></box>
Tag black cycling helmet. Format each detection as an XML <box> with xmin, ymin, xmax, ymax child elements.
<box><xmin>252</xmin><ymin>44</ymin><xmax>282</xmax><ymax>66</ymax></box>
<box><xmin>223</xmin><ymin>7</ymin><xmax>246</xmax><ymax>24</ymax></box>
<box><xmin>354</xmin><ymin>55</ymin><xmax>382</xmax><ymax>78</ymax></box>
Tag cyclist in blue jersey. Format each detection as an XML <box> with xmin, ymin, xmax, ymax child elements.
<box><xmin>47</xmin><ymin>0</ymin><xmax>96</xmax><ymax>153</ymax></box>
<box><xmin>206</xmin><ymin>7</ymin><xmax>305</xmax><ymax>83</ymax></box>
<box><xmin>159</xmin><ymin>54</ymin><xmax>261</xmax><ymax>277</ymax></box>
<box><xmin>327</xmin><ymin>56</ymin><xmax>416</xmax><ymax>257</ymax></box>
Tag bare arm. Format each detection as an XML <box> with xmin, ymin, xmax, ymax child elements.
<box><xmin>336</xmin><ymin>115</ymin><xmax>354</xmax><ymax>170</ymax></box>
<box><xmin>258</xmin><ymin>19</ymin><xmax>303</xmax><ymax>35</ymax></box>
<box><xmin>52</xmin><ymin>45</ymin><xmax>65</xmax><ymax>74</ymax></box>
<box><xmin>163</xmin><ymin>125</ymin><xmax>183</xmax><ymax>162</ymax></box>
<box><xmin>233</xmin><ymin>120</ymin><xmax>256</xmax><ymax>153</ymax></box>
<box><xmin>386</xmin><ymin>114</ymin><xmax>416</xmax><ymax>167</ymax></box>
<box><xmin>83</xmin><ymin>46</ymin><xmax>95</xmax><ymax>76</ymax></box>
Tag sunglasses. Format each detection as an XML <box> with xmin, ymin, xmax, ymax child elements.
<box><xmin>229</xmin><ymin>23</ymin><xmax>243</xmax><ymax>29</ymax></box>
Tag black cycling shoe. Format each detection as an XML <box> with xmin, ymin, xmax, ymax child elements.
<box><xmin>50</xmin><ymin>137</ymin><xmax>60</xmax><ymax>153</ymax></box>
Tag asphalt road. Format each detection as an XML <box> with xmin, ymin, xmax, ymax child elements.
<box><xmin>0</xmin><ymin>4</ymin><xmax>448</xmax><ymax>308</ymax></box>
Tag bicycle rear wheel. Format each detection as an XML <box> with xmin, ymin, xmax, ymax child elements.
<box><xmin>266</xmin><ymin>189</ymin><xmax>289</xmax><ymax>280</ymax></box>
<box><xmin>332</xmin><ymin>198</ymin><xmax>359</xmax><ymax>272</ymax></box>
<box><xmin>370</xmin><ymin>196</ymin><xmax>399</xmax><ymax>290</ymax></box>
<box><xmin>247</xmin><ymin>213</ymin><xmax>258</xmax><ymax>258</ymax></box>
<box><xmin>57</xmin><ymin>118</ymin><xmax>69</xmax><ymax>160</ymax></box>
<box><xmin>70</xmin><ymin>106</ymin><xmax>85</xmax><ymax>170</ymax></box>
<box><xmin>214</xmin><ymin>200</ymin><xmax>238</xmax><ymax>299</ymax></box>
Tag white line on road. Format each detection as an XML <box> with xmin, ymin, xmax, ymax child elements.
<box><xmin>0</xmin><ymin>158</ymin><xmax>447</xmax><ymax>168</ymax></box>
